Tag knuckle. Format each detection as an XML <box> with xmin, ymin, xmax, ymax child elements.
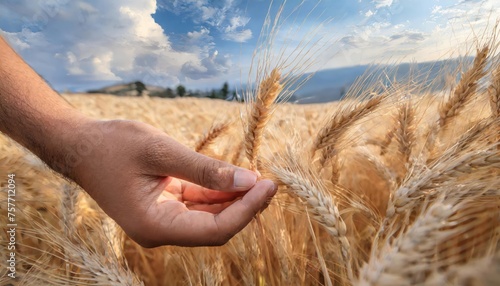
<box><xmin>197</xmin><ymin>159</ymin><xmax>222</xmax><ymax>190</ymax></box>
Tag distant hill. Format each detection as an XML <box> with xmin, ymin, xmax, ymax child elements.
<box><xmin>88</xmin><ymin>81</ymin><xmax>172</xmax><ymax>98</ymax></box>
<box><xmin>87</xmin><ymin>58</ymin><xmax>466</xmax><ymax>104</ymax></box>
<box><xmin>293</xmin><ymin>58</ymin><xmax>464</xmax><ymax>104</ymax></box>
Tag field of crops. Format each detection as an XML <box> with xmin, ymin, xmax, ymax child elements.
<box><xmin>1</xmin><ymin>43</ymin><xmax>499</xmax><ymax>285</ymax></box>
<box><xmin>1</xmin><ymin>0</ymin><xmax>500</xmax><ymax>283</ymax></box>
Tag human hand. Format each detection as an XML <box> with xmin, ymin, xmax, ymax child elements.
<box><xmin>0</xmin><ymin>36</ymin><xmax>277</xmax><ymax>247</ymax></box>
<box><xmin>64</xmin><ymin>119</ymin><xmax>277</xmax><ymax>247</ymax></box>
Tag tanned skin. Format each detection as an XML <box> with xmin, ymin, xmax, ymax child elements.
<box><xmin>0</xmin><ymin>36</ymin><xmax>277</xmax><ymax>247</ymax></box>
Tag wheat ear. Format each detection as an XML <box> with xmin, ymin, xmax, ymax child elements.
<box><xmin>438</xmin><ymin>47</ymin><xmax>489</xmax><ymax>128</ymax></box>
<box><xmin>60</xmin><ymin>184</ymin><xmax>80</xmax><ymax>239</ymax></box>
<box><xmin>313</xmin><ymin>96</ymin><xmax>383</xmax><ymax>166</ymax></box>
<box><xmin>361</xmin><ymin>194</ymin><xmax>499</xmax><ymax>285</ymax></box>
<box><xmin>384</xmin><ymin>120</ymin><xmax>497</xmax><ymax>233</ymax></box>
<box><xmin>379</xmin><ymin>124</ymin><xmax>397</xmax><ymax>156</ymax></box>
<box><xmin>245</xmin><ymin>68</ymin><xmax>283</xmax><ymax>171</ymax></box>
<box><xmin>490</xmin><ymin>66</ymin><xmax>500</xmax><ymax>150</ymax></box>
<box><xmin>490</xmin><ymin>66</ymin><xmax>500</xmax><ymax>118</ymax></box>
<box><xmin>231</xmin><ymin>141</ymin><xmax>244</xmax><ymax>166</ymax></box>
<box><xmin>269</xmin><ymin>148</ymin><xmax>353</xmax><ymax>282</ymax></box>
<box><xmin>195</xmin><ymin>120</ymin><xmax>231</xmax><ymax>153</ymax></box>
<box><xmin>394</xmin><ymin>100</ymin><xmax>415</xmax><ymax>169</ymax></box>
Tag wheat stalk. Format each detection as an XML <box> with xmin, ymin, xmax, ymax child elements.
<box><xmin>244</xmin><ymin>68</ymin><xmax>283</xmax><ymax>171</ymax></box>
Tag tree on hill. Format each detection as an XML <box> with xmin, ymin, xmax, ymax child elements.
<box><xmin>176</xmin><ymin>84</ymin><xmax>186</xmax><ymax>97</ymax></box>
<box><xmin>221</xmin><ymin>82</ymin><xmax>229</xmax><ymax>99</ymax></box>
<box><xmin>209</xmin><ymin>89</ymin><xmax>218</xmax><ymax>99</ymax></box>
<box><xmin>134</xmin><ymin>81</ymin><xmax>146</xmax><ymax>96</ymax></box>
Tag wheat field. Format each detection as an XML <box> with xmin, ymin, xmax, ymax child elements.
<box><xmin>1</xmin><ymin>1</ymin><xmax>500</xmax><ymax>284</ymax></box>
<box><xmin>0</xmin><ymin>48</ymin><xmax>499</xmax><ymax>284</ymax></box>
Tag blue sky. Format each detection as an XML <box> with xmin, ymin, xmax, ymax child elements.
<box><xmin>0</xmin><ymin>0</ymin><xmax>498</xmax><ymax>92</ymax></box>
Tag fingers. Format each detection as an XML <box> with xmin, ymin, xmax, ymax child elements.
<box><xmin>181</xmin><ymin>180</ymin><xmax>247</xmax><ymax>204</ymax></box>
<box><xmin>144</xmin><ymin>136</ymin><xmax>258</xmax><ymax>192</ymax></box>
<box><xmin>139</xmin><ymin>180</ymin><xmax>277</xmax><ymax>247</ymax></box>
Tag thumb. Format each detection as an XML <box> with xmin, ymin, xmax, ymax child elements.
<box><xmin>150</xmin><ymin>136</ymin><xmax>259</xmax><ymax>192</ymax></box>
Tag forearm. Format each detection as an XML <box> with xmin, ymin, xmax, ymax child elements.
<box><xmin>0</xmin><ymin>36</ymin><xmax>91</xmax><ymax>176</ymax></box>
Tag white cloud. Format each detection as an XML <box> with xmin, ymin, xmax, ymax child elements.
<box><xmin>365</xmin><ymin>10</ymin><xmax>375</xmax><ymax>17</ymax></box>
<box><xmin>223</xmin><ymin>29</ymin><xmax>252</xmax><ymax>42</ymax></box>
<box><xmin>222</xmin><ymin>16</ymin><xmax>252</xmax><ymax>42</ymax></box>
<box><xmin>326</xmin><ymin>0</ymin><xmax>499</xmax><ymax>69</ymax></box>
<box><xmin>159</xmin><ymin>0</ymin><xmax>252</xmax><ymax>42</ymax></box>
<box><xmin>187</xmin><ymin>27</ymin><xmax>210</xmax><ymax>41</ymax></box>
<box><xmin>431</xmin><ymin>5</ymin><xmax>442</xmax><ymax>14</ymax></box>
<box><xmin>181</xmin><ymin>50</ymin><xmax>231</xmax><ymax>80</ymax></box>
<box><xmin>373</xmin><ymin>0</ymin><xmax>394</xmax><ymax>9</ymax></box>
<box><xmin>0</xmin><ymin>0</ymin><xmax>232</xmax><ymax>90</ymax></box>
<box><xmin>225</xmin><ymin>16</ymin><xmax>250</xmax><ymax>33</ymax></box>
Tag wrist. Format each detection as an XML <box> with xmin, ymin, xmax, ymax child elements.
<box><xmin>33</xmin><ymin>108</ymin><xmax>97</xmax><ymax>180</ymax></box>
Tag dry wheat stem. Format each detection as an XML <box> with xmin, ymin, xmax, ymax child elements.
<box><xmin>245</xmin><ymin>68</ymin><xmax>283</xmax><ymax>171</ymax></box>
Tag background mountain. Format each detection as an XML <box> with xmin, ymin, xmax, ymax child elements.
<box><xmin>86</xmin><ymin>58</ymin><xmax>465</xmax><ymax>104</ymax></box>
<box><xmin>293</xmin><ymin>58</ymin><xmax>463</xmax><ymax>103</ymax></box>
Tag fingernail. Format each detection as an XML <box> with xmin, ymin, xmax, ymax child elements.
<box><xmin>234</xmin><ymin>169</ymin><xmax>258</xmax><ymax>189</ymax></box>
<box><xmin>268</xmin><ymin>182</ymin><xmax>278</xmax><ymax>196</ymax></box>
